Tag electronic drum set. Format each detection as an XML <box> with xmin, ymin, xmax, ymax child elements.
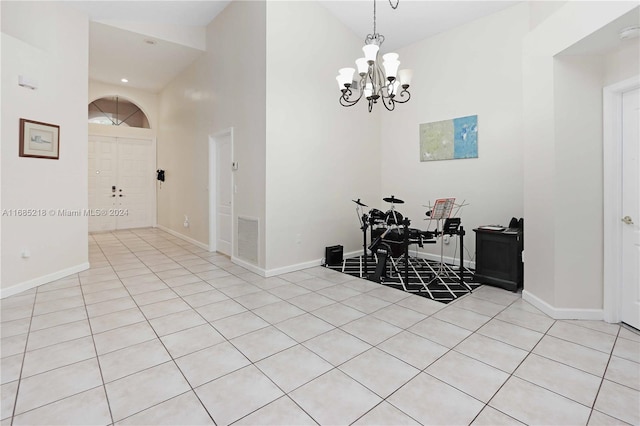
<box><xmin>352</xmin><ymin>195</ymin><xmax>472</xmax><ymax>298</ymax></box>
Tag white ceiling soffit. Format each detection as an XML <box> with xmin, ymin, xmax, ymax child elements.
<box><xmin>89</xmin><ymin>22</ymin><xmax>205</xmax><ymax>92</ymax></box>
<box><xmin>73</xmin><ymin>0</ymin><xmax>231</xmax><ymax>93</ymax></box>
<box><xmin>68</xmin><ymin>1</ymin><xmax>230</xmax><ymax>26</ymax></box>
<box><xmin>559</xmin><ymin>6</ymin><xmax>640</xmax><ymax>56</ymax></box>
<box><xmin>319</xmin><ymin>0</ymin><xmax>520</xmax><ymax>51</ymax></box>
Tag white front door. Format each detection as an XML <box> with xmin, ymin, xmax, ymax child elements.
<box><xmin>621</xmin><ymin>88</ymin><xmax>640</xmax><ymax>329</ymax></box>
<box><xmin>216</xmin><ymin>133</ymin><xmax>233</xmax><ymax>256</ymax></box>
<box><xmin>88</xmin><ymin>136</ymin><xmax>117</xmax><ymax>232</ymax></box>
<box><xmin>116</xmin><ymin>138</ymin><xmax>155</xmax><ymax>229</ymax></box>
<box><xmin>88</xmin><ymin>136</ymin><xmax>155</xmax><ymax>232</ymax></box>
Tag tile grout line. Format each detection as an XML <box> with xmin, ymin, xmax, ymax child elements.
<box><xmin>128</xmin><ymin>229</ymin><xmax>325</xmax><ymax>425</ymax></box>
<box><xmin>8</xmin><ymin>284</ymin><xmax>38</xmax><ymax>425</ymax></box>
<box><xmin>466</xmin><ymin>297</ymin><xmax>551</xmax><ymax>425</ymax></box>
<box><xmin>585</xmin><ymin>325</ymin><xmax>627</xmax><ymax>425</ymax></box>
<box><xmin>77</xmin><ymin>244</ymin><xmax>116</xmax><ymax>425</ymax></box>
<box><xmin>5</xmin><ymin>228</ymin><xmax>635</xmax><ymax>425</ymax></box>
<box><xmin>104</xmin><ymin>230</ymin><xmax>222</xmax><ymax>425</ymax></box>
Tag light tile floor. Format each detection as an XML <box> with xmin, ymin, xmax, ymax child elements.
<box><xmin>1</xmin><ymin>228</ymin><xmax>639</xmax><ymax>425</ymax></box>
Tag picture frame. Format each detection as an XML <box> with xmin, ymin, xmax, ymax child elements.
<box><xmin>419</xmin><ymin>115</ymin><xmax>478</xmax><ymax>162</ymax></box>
<box><xmin>19</xmin><ymin>118</ymin><xmax>60</xmax><ymax>159</ymax></box>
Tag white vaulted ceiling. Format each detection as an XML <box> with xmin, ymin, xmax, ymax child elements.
<box><xmin>74</xmin><ymin>0</ymin><xmax>520</xmax><ymax>93</ymax></box>
<box><xmin>319</xmin><ymin>1</ymin><xmax>519</xmax><ymax>51</ymax></box>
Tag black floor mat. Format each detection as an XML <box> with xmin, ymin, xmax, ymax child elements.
<box><xmin>324</xmin><ymin>254</ymin><xmax>483</xmax><ymax>304</ymax></box>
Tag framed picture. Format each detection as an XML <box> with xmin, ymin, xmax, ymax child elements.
<box><xmin>419</xmin><ymin>115</ymin><xmax>478</xmax><ymax>161</ymax></box>
<box><xmin>19</xmin><ymin>118</ymin><xmax>60</xmax><ymax>159</ymax></box>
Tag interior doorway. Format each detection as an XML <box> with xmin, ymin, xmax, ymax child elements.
<box><xmin>88</xmin><ymin>135</ymin><xmax>156</xmax><ymax>232</ymax></box>
<box><xmin>604</xmin><ymin>76</ymin><xmax>640</xmax><ymax>329</ymax></box>
<box><xmin>209</xmin><ymin>129</ymin><xmax>234</xmax><ymax>256</ymax></box>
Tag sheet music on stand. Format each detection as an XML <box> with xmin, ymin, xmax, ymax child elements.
<box><xmin>431</xmin><ymin>198</ymin><xmax>456</xmax><ymax>220</ymax></box>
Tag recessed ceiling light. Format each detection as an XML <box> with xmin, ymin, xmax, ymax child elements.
<box><xmin>121</xmin><ymin>78</ymin><xmax>128</xmax><ymax>83</ymax></box>
<box><xmin>144</xmin><ymin>39</ymin><xmax>157</xmax><ymax>45</ymax></box>
<box><xmin>619</xmin><ymin>26</ymin><xmax>640</xmax><ymax>40</ymax></box>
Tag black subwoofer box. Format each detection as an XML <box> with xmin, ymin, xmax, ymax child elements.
<box><xmin>325</xmin><ymin>245</ymin><xmax>343</xmax><ymax>266</ymax></box>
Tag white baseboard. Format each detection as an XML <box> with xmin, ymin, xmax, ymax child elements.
<box><xmin>156</xmin><ymin>225</ymin><xmax>209</xmax><ymax>251</ymax></box>
<box><xmin>229</xmin><ymin>249</ymin><xmax>473</xmax><ymax>280</ymax></box>
<box><xmin>343</xmin><ymin>250</ymin><xmax>362</xmax><ymax>259</ymax></box>
<box><xmin>522</xmin><ymin>290</ymin><xmax>604</xmax><ymax>320</ymax></box>
<box><xmin>232</xmin><ymin>256</ymin><xmax>266</xmax><ymax>277</ymax></box>
<box><xmin>0</xmin><ymin>262</ymin><xmax>90</xmax><ymax>299</ymax></box>
<box><xmin>264</xmin><ymin>258</ymin><xmax>324</xmax><ymax>277</ymax></box>
<box><xmin>411</xmin><ymin>251</ymin><xmax>475</xmax><ymax>269</ymax></box>
<box><xmin>230</xmin><ymin>256</ymin><xmax>324</xmax><ymax>278</ymax></box>
<box><xmin>338</xmin><ymin>249</ymin><xmax>475</xmax><ymax>269</ymax></box>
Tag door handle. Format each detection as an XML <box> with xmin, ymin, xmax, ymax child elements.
<box><xmin>622</xmin><ymin>216</ymin><xmax>634</xmax><ymax>225</ymax></box>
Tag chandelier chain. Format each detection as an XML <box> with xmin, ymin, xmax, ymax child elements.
<box><xmin>373</xmin><ymin>0</ymin><xmax>377</xmax><ymax>36</ymax></box>
<box><xmin>371</xmin><ymin>0</ymin><xmax>399</xmax><ymax>41</ymax></box>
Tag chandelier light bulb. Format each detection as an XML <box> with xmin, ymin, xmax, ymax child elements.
<box><xmin>336</xmin><ymin>75</ymin><xmax>347</xmax><ymax>90</ymax></box>
<box><xmin>362</xmin><ymin>44</ymin><xmax>379</xmax><ymax>63</ymax></box>
<box><xmin>355</xmin><ymin>58</ymin><xmax>369</xmax><ymax>75</ymax></box>
<box><xmin>339</xmin><ymin>67</ymin><xmax>355</xmax><ymax>84</ymax></box>
<box><xmin>364</xmin><ymin>82</ymin><xmax>373</xmax><ymax>98</ymax></box>
<box><xmin>383</xmin><ymin>60</ymin><xmax>400</xmax><ymax>80</ymax></box>
<box><xmin>382</xmin><ymin>53</ymin><xmax>399</xmax><ymax>62</ymax></box>
<box><xmin>398</xmin><ymin>69</ymin><xmax>413</xmax><ymax>87</ymax></box>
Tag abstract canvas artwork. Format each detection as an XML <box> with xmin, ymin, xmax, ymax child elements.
<box><xmin>419</xmin><ymin>115</ymin><xmax>478</xmax><ymax>161</ymax></box>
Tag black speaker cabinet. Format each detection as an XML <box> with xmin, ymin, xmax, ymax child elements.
<box><xmin>325</xmin><ymin>245</ymin><xmax>343</xmax><ymax>266</ymax></box>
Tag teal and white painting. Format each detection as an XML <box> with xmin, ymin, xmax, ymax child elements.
<box><xmin>419</xmin><ymin>115</ymin><xmax>478</xmax><ymax>161</ymax></box>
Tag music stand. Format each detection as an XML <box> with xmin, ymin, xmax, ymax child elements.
<box><xmin>431</xmin><ymin>198</ymin><xmax>455</xmax><ymax>221</ymax></box>
<box><xmin>424</xmin><ymin>198</ymin><xmax>460</xmax><ymax>296</ymax></box>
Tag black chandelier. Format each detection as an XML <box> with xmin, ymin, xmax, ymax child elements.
<box><xmin>336</xmin><ymin>0</ymin><xmax>412</xmax><ymax>112</ymax></box>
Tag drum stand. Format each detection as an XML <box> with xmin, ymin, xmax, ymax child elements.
<box><xmin>354</xmin><ymin>201</ymin><xmax>369</xmax><ymax>279</ymax></box>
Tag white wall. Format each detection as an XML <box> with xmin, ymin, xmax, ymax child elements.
<box><xmin>604</xmin><ymin>38</ymin><xmax>640</xmax><ymax>86</ymax></box>
<box><xmin>264</xmin><ymin>1</ymin><xmax>381</xmax><ymax>272</ymax></box>
<box><xmin>551</xmin><ymin>34</ymin><xmax>639</xmax><ymax>311</ymax></box>
<box><xmin>522</xmin><ymin>1</ymin><xmax>638</xmax><ymax>315</ymax></box>
<box><xmin>157</xmin><ymin>1</ymin><xmax>267</xmax><ymax>264</ymax></box>
<box><xmin>379</xmin><ymin>3</ymin><xmax>529</xmax><ymax>265</ymax></box>
<box><xmin>1</xmin><ymin>1</ymin><xmax>89</xmax><ymax>295</ymax></box>
<box><xmin>553</xmin><ymin>55</ymin><xmax>605</xmax><ymax>309</ymax></box>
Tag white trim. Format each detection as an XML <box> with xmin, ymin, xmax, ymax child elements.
<box><xmin>254</xmin><ymin>249</ymin><xmax>475</xmax><ymax>279</ymax></box>
<box><xmin>0</xmin><ymin>262</ymin><xmax>90</xmax><ymax>299</ymax></box>
<box><xmin>343</xmin><ymin>247</ymin><xmax>476</xmax><ymax>269</ymax></box>
<box><xmin>229</xmin><ymin>256</ymin><xmax>322</xmax><ymax>278</ymax></box>
<box><xmin>343</xmin><ymin>250</ymin><xmax>363</xmax><ymax>260</ymax></box>
<box><xmin>264</xmin><ymin>258</ymin><xmax>324</xmax><ymax>277</ymax></box>
<box><xmin>330</xmin><ymin>249</ymin><xmax>476</xmax><ymax>269</ymax></box>
<box><xmin>232</xmin><ymin>256</ymin><xmax>267</xmax><ymax>277</ymax></box>
<box><xmin>523</xmin><ymin>290</ymin><xmax>604</xmax><ymax>320</ymax></box>
<box><xmin>208</xmin><ymin>136</ymin><xmax>217</xmax><ymax>252</ymax></box>
<box><xmin>209</xmin><ymin>128</ymin><xmax>234</xmax><ymax>255</ymax></box>
<box><xmin>152</xmin><ymin>136</ymin><xmax>158</xmax><ymax>228</ymax></box>
<box><xmin>156</xmin><ymin>225</ymin><xmax>209</xmax><ymax>250</ymax></box>
<box><xmin>410</xmin><ymin>250</ymin><xmax>476</xmax><ymax>270</ymax></box>
<box><xmin>603</xmin><ymin>76</ymin><xmax>640</xmax><ymax>324</ymax></box>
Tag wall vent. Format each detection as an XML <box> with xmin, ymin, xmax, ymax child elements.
<box><xmin>237</xmin><ymin>216</ymin><xmax>259</xmax><ymax>264</ymax></box>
